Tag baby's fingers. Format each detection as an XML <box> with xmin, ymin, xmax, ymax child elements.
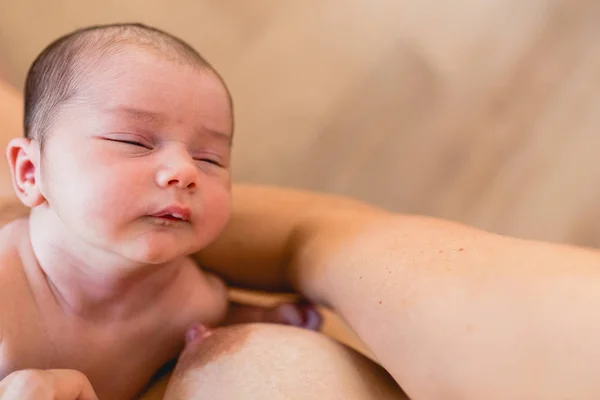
<box><xmin>222</xmin><ymin>300</ymin><xmax>323</xmax><ymax>331</ymax></box>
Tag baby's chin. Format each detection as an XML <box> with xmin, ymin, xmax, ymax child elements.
<box><xmin>118</xmin><ymin>240</ymin><xmax>202</xmax><ymax>265</ymax></box>
<box><xmin>115</xmin><ymin>232</ymin><xmax>217</xmax><ymax>265</ymax></box>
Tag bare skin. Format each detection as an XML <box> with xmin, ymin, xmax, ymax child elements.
<box><xmin>0</xmin><ymin>217</ymin><xmax>324</xmax><ymax>400</ymax></box>
<box><xmin>163</xmin><ymin>324</ymin><xmax>407</xmax><ymax>400</ymax></box>
<box><xmin>0</xmin><ymin>64</ymin><xmax>407</xmax><ymax>400</ymax></box>
<box><xmin>0</xmin><ymin>47</ymin><xmax>324</xmax><ymax>400</ymax></box>
<box><xmin>0</xmin><ymin>218</ymin><xmax>228</xmax><ymax>399</ymax></box>
<box><xmin>5</xmin><ymin>37</ymin><xmax>600</xmax><ymax>399</ymax></box>
<box><xmin>0</xmin><ymin>369</ymin><xmax>97</xmax><ymax>400</ymax></box>
<box><xmin>0</xmin><ymin>45</ymin><xmax>239</xmax><ymax>398</ymax></box>
<box><xmin>191</xmin><ymin>184</ymin><xmax>600</xmax><ymax>399</ymax></box>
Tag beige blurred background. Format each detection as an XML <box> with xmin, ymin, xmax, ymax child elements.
<box><xmin>2</xmin><ymin>0</ymin><xmax>600</xmax><ymax>247</ymax></box>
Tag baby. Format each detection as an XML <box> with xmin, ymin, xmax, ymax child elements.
<box><xmin>0</xmin><ymin>23</ymin><xmax>320</xmax><ymax>399</ymax></box>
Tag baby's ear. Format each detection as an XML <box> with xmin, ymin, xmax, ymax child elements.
<box><xmin>6</xmin><ymin>138</ymin><xmax>45</xmax><ymax>208</ymax></box>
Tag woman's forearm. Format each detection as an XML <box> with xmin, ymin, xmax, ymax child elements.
<box><xmin>292</xmin><ymin>211</ymin><xmax>600</xmax><ymax>399</ymax></box>
<box><xmin>199</xmin><ymin>184</ymin><xmax>600</xmax><ymax>398</ymax></box>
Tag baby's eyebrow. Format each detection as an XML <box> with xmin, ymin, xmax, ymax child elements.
<box><xmin>200</xmin><ymin>128</ymin><xmax>233</xmax><ymax>147</ymax></box>
<box><xmin>111</xmin><ymin>106</ymin><xmax>169</xmax><ymax>126</ymax></box>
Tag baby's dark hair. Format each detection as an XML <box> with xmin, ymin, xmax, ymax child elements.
<box><xmin>24</xmin><ymin>22</ymin><xmax>229</xmax><ymax>145</ymax></box>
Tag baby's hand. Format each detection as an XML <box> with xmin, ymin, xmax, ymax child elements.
<box><xmin>0</xmin><ymin>369</ymin><xmax>97</xmax><ymax>400</ymax></box>
<box><xmin>226</xmin><ymin>300</ymin><xmax>322</xmax><ymax>330</ymax></box>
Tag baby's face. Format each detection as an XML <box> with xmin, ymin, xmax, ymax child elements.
<box><xmin>37</xmin><ymin>48</ymin><xmax>233</xmax><ymax>264</ymax></box>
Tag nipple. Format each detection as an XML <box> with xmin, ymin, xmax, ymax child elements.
<box><xmin>185</xmin><ymin>323</ymin><xmax>214</xmax><ymax>345</ymax></box>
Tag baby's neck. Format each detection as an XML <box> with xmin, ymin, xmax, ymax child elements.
<box><xmin>26</xmin><ymin>210</ymin><xmax>185</xmax><ymax>320</ymax></box>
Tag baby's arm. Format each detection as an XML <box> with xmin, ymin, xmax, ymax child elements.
<box><xmin>196</xmin><ymin>184</ymin><xmax>600</xmax><ymax>399</ymax></box>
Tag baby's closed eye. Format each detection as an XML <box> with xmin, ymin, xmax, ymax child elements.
<box><xmin>102</xmin><ymin>133</ymin><xmax>153</xmax><ymax>149</ymax></box>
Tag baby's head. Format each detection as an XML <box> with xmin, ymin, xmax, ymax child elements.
<box><xmin>8</xmin><ymin>23</ymin><xmax>234</xmax><ymax>264</ymax></box>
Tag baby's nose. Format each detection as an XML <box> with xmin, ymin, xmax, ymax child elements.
<box><xmin>156</xmin><ymin>160</ymin><xmax>199</xmax><ymax>191</ymax></box>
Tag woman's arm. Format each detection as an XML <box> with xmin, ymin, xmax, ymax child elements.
<box><xmin>197</xmin><ymin>184</ymin><xmax>600</xmax><ymax>399</ymax></box>
<box><xmin>0</xmin><ymin>79</ymin><xmax>22</xmax><ymax>196</ymax></box>
<box><xmin>0</xmin><ymin>79</ymin><xmax>29</xmax><ymax>225</ymax></box>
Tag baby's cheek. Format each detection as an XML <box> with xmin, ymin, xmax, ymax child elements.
<box><xmin>83</xmin><ymin>198</ymin><xmax>123</xmax><ymax>239</ymax></box>
<box><xmin>199</xmin><ymin>187</ymin><xmax>231</xmax><ymax>238</ymax></box>
<box><xmin>85</xmin><ymin>181</ymin><xmax>140</xmax><ymax>233</ymax></box>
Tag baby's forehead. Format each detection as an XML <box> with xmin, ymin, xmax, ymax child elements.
<box><xmin>66</xmin><ymin>28</ymin><xmax>208</xmax><ymax>85</ymax></box>
<box><xmin>72</xmin><ymin>45</ymin><xmax>212</xmax><ymax>99</ymax></box>
<box><xmin>78</xmin><ymin>43</ymin><xmax>187</xmax><ymax>77</ymax></box>
<box><xmin>62</xmin><ymin>49</ymin><xmax>232</xmax><ymax>133</ymax></box>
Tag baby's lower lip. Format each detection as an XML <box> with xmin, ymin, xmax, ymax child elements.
<box><xmin>156</xmin><ymin>215</ymin><xmax>180</xmax><ymax>220</ymax></box>
<box><xmin>148</xmin><ymin>215</ymin><xmax>187</xmax><ymax>224</ymax></box>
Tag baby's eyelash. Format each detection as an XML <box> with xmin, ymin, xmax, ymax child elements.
<box><xmin>105</xmin><ymin>137</ymin><xmax>224</xmax><ymax>166</ymax></box>
<box><xmin>195</xmin><ymin>158</ymin><xmax>223</xmax><ymax>167</ymax></box>
<box><xmin>108</xmin><ymin>138</ymin><xmax>149</xmax><ymax>148</ymax></box>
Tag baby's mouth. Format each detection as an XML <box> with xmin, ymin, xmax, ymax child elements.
<box><xmin>151</xmin><ymin>205</ymin><xmax>191</xmax><ymax>222</ymax></box>
<box><xmin>155</xmin><ymin>212</ymin><xmax>186</xmax><ymax>221</ymax></box>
